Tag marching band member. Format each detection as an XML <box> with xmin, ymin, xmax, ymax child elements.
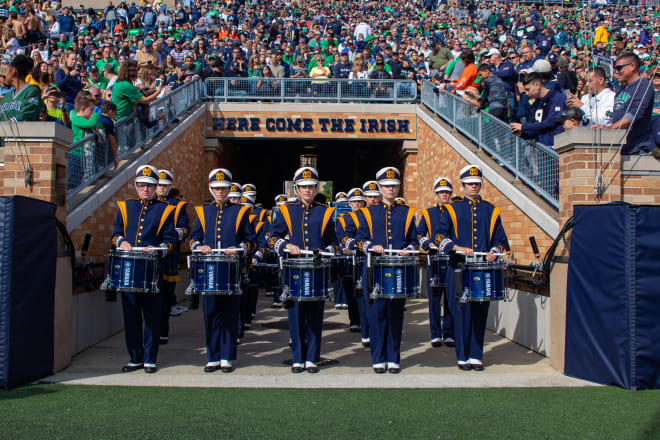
<box><xmin>189</xmin><ymin>168</ymin><xmax>256</xmax><ymax>373</ymax></box>
<box><xmin>333</xmin><ymin>191</ymin><xmax>349</xmax><ymax>310</ymax></box>
<box><xmin>156</xmin><ymin>169</ymin><xmax>190</xmax><ymax>345</ymax></box>
<box><xmin>439</xmin><ymin>165</ymin><xmax>508</xmax><ymax>371</ymax></box>
<box><xmin>336</xmin><ymin>188</ymin><xmax>366</xmax><ymax>335</ymax></box>
<box><xmin>416</xmin><ymin>177</ymin><xmax>455</xmax><ymax>348</ymax></box>
<box><xmin>243</xmin><ymin>183</ymin><xmax>267</xmax><ymax>223</ymax></box>
<box><xmin>228</xmin><ymin>182</ymin><xmax>243</xmax><ymax>203</ymax></box>
<box><xmin>353</xmin><ymin>167</ymin><xmax>418</xmax><ymax>374</ymax></box>
<box><xmin>111</xmin><ymin>165</ymin><xmax>178</xmax><ymax>374</ymax></box>
<box><xmin>265</xmin><ymin>194</ymin><xmax>288</xmax><ymax>308</ymax></box>
<box><xmin>268</xmin><ymin>167</ymin><xmax>339</xmax><ymax>373</ymax></box>
<box><xmin>240</xmin><ymin>193</ymin><xmax>261</xmax><ymax>333</ymax></box>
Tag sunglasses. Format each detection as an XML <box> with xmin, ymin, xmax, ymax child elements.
<box><xmin>614</xmin><ymin>63</ymin><xmax>632</xmax><ymax>71</ymax></box>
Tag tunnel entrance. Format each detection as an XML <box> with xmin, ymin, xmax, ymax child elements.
<box><xmin>217</xmin><ymin>138</ymin><xmax>404</xmax><ymax>206</ymax></box>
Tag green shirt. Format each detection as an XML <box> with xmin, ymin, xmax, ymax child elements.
<box><xmin>70</xmin><ymin>109</ymin><xmax>102</xmax><ymax>143</ymax></box>
<box><xmin>89</xmin><ymin>76</ymin><xmax>109</xmax><ymax>89</ymax></box>
<box><xmin>96</xmin><ymin>57</ymin><xmax>120</xmax><ymax>77</ymax></box>
<box><xmin>112</xmin><ymin>80</ymin><xmax>143</xmax><ymax>119</ymax></box>
<box><xmin>0</xmin><ymin>84</ymin><xmax>42</xmax><ymax>122</ymax></box>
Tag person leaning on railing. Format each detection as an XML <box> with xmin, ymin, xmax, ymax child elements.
<box><xmin>112</xmin><ymin>59</ymin><xmax>163</xmax><ymax>120</ymax></box>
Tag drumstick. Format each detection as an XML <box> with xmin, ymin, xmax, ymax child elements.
<box><xmin>454</xmin><ymin>250</ymin><xmax>506</xmax><ymax>257</ymax></box>
<box><xmin>192</xmin><ymin>248</ymin><xmax>245</xmax><ymax>253</ymax></box>
<box><xmin>369</xmin><ymin>248</ymin><xmax>420</xmax><ymax>254</ymax></box>
<box><xmin>284</xmin><ymin>249</ymin><xmax>335</xmax><ymax>257</ymax></box>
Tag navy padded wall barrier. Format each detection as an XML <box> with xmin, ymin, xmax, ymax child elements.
<box><xmin>565</xmin><ymin>203</ymin><xmax>660</xmax><ymax>390</ymax></box>
<box><xmin>0</xmin><ymin>196</ymin><xmax>57</xmax><ymax>389</ymax></box>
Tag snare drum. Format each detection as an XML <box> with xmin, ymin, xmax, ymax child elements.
<box><xmin>427</xmin><ymin>254</ymin><xmax>450</xmax><ymax>288</ymax></box>
<box><xmin>104</xmin><ymin>249</ymin><xmax>161</xmax><ymax>293</ymax></box>
<box><xmin>371</xmin><ymin>255</ymin><xmax>420</xmax><ymax>299</ymax></box>
<box><xmin>281</xmin><ymin>257</ymin><xmax>332</xmax><ymax>301</ymax></box>
<box><xmin>461</xmin><ymin>259</ymin><xmax>507</xmax><ymax>302</ymax></box>
<box><xmin>188</xmin><ymin>252</ymin><xmax>242</xmax><ymax>295</ymax></box>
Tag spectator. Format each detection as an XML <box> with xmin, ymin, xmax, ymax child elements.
<box><xmin>560</xmin><ymin>107</ymin><xmax>586</xmax><ymax>130</ymax></box>
<box><xmin>43</xmin><ymin>87</ymin><xmax>70</xmax><ymax>126</ymax></box>
<box><xmin>0</xmin><ymin>66</ymin><xmax>12</xmax><ymax>97</ymax></box>
<box><xmin>103</xmin><ymin>63</ymin><xmax>119</xmax><ymax>89</ymax></box>
<box><xmin>112</xmin><ymin>59</ymin><xmax>162</xmax><ymax>120</ymax></box>
<box><xmin>309</xmin><ymin>52</ymin><xmax>331</xmax><ymax>96</ymax></box>
<box><xmin>556</xmin><ymin>59</ymin><xmax>578</xmax><ymax>94</ymax></box>
<box><xmin>0</xmin><ymin>55</ymin><xmax>41</xmax><ymax>122</ymax></box>
<box><xmin>56</xmin><ymin>51</ymin><xmax>83</xmax><ymax>112</ymax></box>
<box><xmin>26</xmin><ymin>61</ymin><xmax>51</xmax><ymax>91</ymax></box>
<box><xmin>464</xmin><ymin>63</ymin><xmax>510</xmax><ymax>122</ymax></box>
<box><xmin>428</xmin><ymin>40</ymin><xmax>452</xmax><ymax>75</ymax></box>
<box><xmin>137</xmin><ymin>38</ymin><xmax>159</xmax><ymax>66</ymax></box>
<box><xmin>368</xmin><ymin>58</ymin><xmax>391</xmax><ymax>98</ymax></box>
<box><xmin>566</xmin><ymin>67</ymin><xmax>615</xmax><ymax>128</ymax></box>
<box><xmin>510</xmin><ymin>72</ymin><xmax>565</xmax><ymax>147</ymax></box>
<box><xmin>594</xmin><ymin>52</ymin><xmax>654</xmax><ymax>155</ymax></box>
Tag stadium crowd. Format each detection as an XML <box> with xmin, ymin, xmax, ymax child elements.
<box><xmin>0</xmin><ymin>0</ymin><xmax>658</xmax><ymax>159</ymax></box>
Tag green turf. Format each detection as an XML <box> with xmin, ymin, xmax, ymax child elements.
<box><xmin>1</xmin><ymin>385</ymin><xmax>659</xmax><ymax>439</ymax></box>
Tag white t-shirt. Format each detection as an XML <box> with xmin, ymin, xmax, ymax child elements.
<box><xmin>580</xmin><ymin>88</ymin><xmax>616</xmax><ymax>127</ymax></box>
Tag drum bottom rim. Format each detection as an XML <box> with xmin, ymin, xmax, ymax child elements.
<box><xmin>112</xmin><ymin>287</ymin><xmax>159</xmax><ymax>294</ymax></box>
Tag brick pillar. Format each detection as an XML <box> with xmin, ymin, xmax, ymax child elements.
<box><xmin>0</xmin><ymin>122</ymin><xmax>71</xmax><ymax>223</ymax></box>
<box><xmin>550</xmin><ymin>128</ymin><xmax>626</xmax><ymax>371</ymax></box>
<box><xmin>0</xmin><ymin>121</ymin><xmax>73</xmax><ymax>371</ymax></box>
<box><xmin>401</xmin><ymin>140</ymin><xmax>418</xmax><ymax>208</ymax></box>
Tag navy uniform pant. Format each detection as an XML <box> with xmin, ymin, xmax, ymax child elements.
<box><xmin>453</xmin><ymin>300</ymin><xmax>490</xmax><ymax>362</ymax></box>
<box><xmin>446</xmin><ymin>262</ymin><xmax>489</xmax><ymax>362</ymax></box>
<box><xmin>288</xmin><ymin>301</ymin><xmax>324</xmax><ymax>364</ymax></box>
<box><xmin>160</xmin><ymin>280</ymin><xmax>176</xmax><ymax>338</ymax></box>
<box><xmin>333</xmin><ymin>277</ymin><xmax>346</xmax><ymax>306</ymax></box>
<box><xmin>366</xmin><ymin>298</ymin><xmax>405</xmax><ymax>365</ymax></box>
<box><xmin>344</xmin><ymin>276</ymin><xmax>361</xmax><ymax>327</ymax></box>
<box><xmin>203</xmin><ymin>295</ymin><xmax>240</xmax><ymax>362</ymax></box>
<box><xmin>428</xmin><ymin>283</ymin><xmax>454</xmax><ymax>340</ymax></box>
<box><xmin>357</xmin><ymin>296</ymin><xmax>369</xmax><ymax>339</ymax></box>
<box><xmin>121</xmin><ymin>289</ymin><xmax>162</xmax><ymax>365</ymax></box>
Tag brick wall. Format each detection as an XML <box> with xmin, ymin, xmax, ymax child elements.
<box><xmin>414</xmin><ymin>117</ymin><xmax>555</xmax><ymax>265</ymax></box>
<box><xmin>69</xmin><ymin>115</ymin><xmax>210</xmax><ymax>259</ymax></box>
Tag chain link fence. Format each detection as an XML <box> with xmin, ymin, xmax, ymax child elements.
<box><xmin>421</xmin><ymin>81</ymin><xmax>559</xmax><ymax>208</ymax></box>
<box><xmin>204</xmin><ymin>78</ymin><xmax>418</xmax><ymax>103</ymax></box>
<box><xmin>67</xmin><ymin>78</ymin><xmax>203</xmax><ymax>199</ymax></box>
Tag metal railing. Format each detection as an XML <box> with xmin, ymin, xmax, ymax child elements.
<box><xmin>67</xmin><ymin>78</ymin><xmax>203</xmax><ymax>199</ymax></box>
<box><xmin>204</xmin><ymin>78</ymin><xmax>418</xmax><ymax>103</ymax></box>
<box><xmin>420</xmin><ymin>81</ymin><xmax>559</xmax><ymax>208</ymax></box>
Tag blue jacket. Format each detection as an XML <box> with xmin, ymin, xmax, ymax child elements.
<box><xmin>190</xmin><ymin>201</ymin><xmax>256</xmax><ymax>253</ymax></box>
<box><xmin>522</xmin><ymin>88</ymin><xmax>565</xmax><ymax>147</ymax></box>
<box><xmin>353</xmin><ymin>202</ymin><xmax>418</xmax><ymax>253</ymax></box>
<box><xmin>111</xmin><ymin>198</ymin><xmax>178</xmax><ymax>252</ymax></box>
<box><xmin>268</xmin><ymin>200</ymin><xmax>338</xmax><ymax>255</ymax></box>
<box><xmin>440</xmin><ymin>197</ymin><xmax>507</xmax><ymax>254</ymax></box>
<box><xmin>416</xmin><ymin>204</ymin><xmax>452</xmax><ymax>251</ymax></box>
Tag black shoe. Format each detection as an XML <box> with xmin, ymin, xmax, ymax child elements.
<box><xmin>144</xmin><ymin>366</ymin><xmax>158</xmax><ymax>374</ymax></box>
<box><xmin>362</xmin><ymin>341</ymin><xmax>370</xmax><ymax>348</ymax></box>
<box><xmin>307</xmin><ymin>366</ymin><xmax>319</xmax><ymax>373</ymax></box>
<box><xmin>159</xmin><ymin>338</ymin><xmax>168</xmax><ymax>345</ymax></box>
<box><xmin>189</xmin><ymin>295</ymin><xmax>199</xmax><ymax>310</ymax></box>
<box><xmin>388</xmin><ymin>367</ymin><xmax>401</xmax><ymax>374</ymax></box>
<box><xmin>221</xmin><ymin>366</ymin><xmax>234</xmax><ymax>373</ymax></box>
<box><xmin>204</xmin><ymin>365</ymin><xmax>220</xmax><ymax>373</ymax></box>
<box><xmin>431</xmin><ymin>339</ymin><xmax>443</xmax><ymax>348</ymax></box>
<box><xmin>373</xmin><ymin>367</ymin><xmax>386</xmax><ymax>374</ymax></box>
<box><xmin>122</xmin><ymin>364</ymin><xmax>142</xmax><ymax>373</ymax></box>
<box><xmin>271</xmin><ymin>302</ymin><xmax>282</xmax><ymax>309</ymax></box>
<box><xmin>458</xmin><ymin>364</ymin><xmax>472</xmax><ymax>371</ymax></box>
<box><xmin>443</xmin><ymin>338</ymin><xmax>455</xmax><ymax>347</ymax></box>
<box><xmin>291</xmin><ymin>366</ymin><xmax>304</xmax><ymax>373</ymax></box>
<box><xmin>471</xmin><ymin>363</ymin><xmax>485</xmax><ymax>371</ymax></box>
<box><xmin>349</xmin><ymin>325</ymin><xmax>361</xmax><ymax>333</ymax></box>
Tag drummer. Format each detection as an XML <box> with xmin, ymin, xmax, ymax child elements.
<box><xmin>353</xmin><ymin>167</ymin><xmax>419</xmax><ymax>374</ymax></box>
<box><xmin>416</xmin><ymin>177</ymin><xmax>455</xmax><ymax>349</ymax></box>
<box><xmin>268</xmin><ymin>167</ymin><xmax>339</xmax><ymax>373</ymax></box>
<box><xmin>111</xmin><ymin>165</ymin><xmax>178</xmax><ymax>374</ymax></box>
<box><xmin>332</xmin><ymin>192</ymin><xmax>349</xmax><ymax>310</ymax></box>
<box><xmin>243</xmin><ymin>184</ymin><xmax>267</xmax><ymax>223</ymax></box>
<box><xmin>263</xmin><ymin>194</ymin><xmax>288</xmax><ymax>308</ymax></box>
<box><xmin>189</xmin><ymin>168</ymin><xmax>256</xmax><ymax>373</ymax></box>
<box><xmin>240</xmin><ymin>194</ymin><xmax>260</xmax><ymax>335</ymax></box>
<box><xmin>156</xmin><ymin>169</ymin><xmax>190</xmax><ymax>345</ymax></box>
<box><xmin>336</xmin><ymin>188</ymin><xmax>366</xmax><ymax>336</ymax></box>
<box><xmin>439</xmin><ymin>165</ymin><xmax>508</xmax><ymax>371</ymax></box>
